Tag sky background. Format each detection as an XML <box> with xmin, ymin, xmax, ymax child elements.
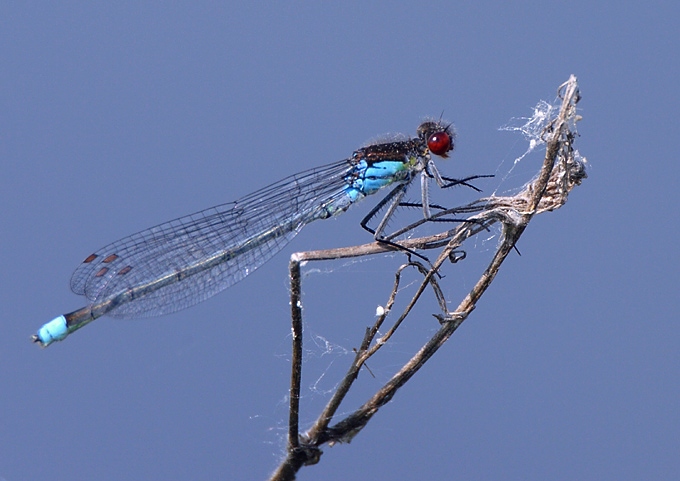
<box><xmin>1</xmin><ymin>2</ymin><xmax>679</xmax><ymax>480</ymax></box>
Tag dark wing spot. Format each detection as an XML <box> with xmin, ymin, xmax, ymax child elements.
<box><xmin>95</xmin><ymin>267</ymin><xmax>109</xmax><ymax>277</ymax></box>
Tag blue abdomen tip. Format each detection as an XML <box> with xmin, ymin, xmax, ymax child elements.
<box><xmin>36</xmin><ymin>315</ymin><xmax>69</xmax><ymax>346</ymax></box>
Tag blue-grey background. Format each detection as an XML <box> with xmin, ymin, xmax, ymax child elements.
<box><xmin>2</xmin><ymin>2</ymin><xmax>678</xmax><ymax>480</ymax></box>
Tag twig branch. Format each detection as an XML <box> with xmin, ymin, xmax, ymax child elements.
<box><xmin>269</xmin><ymin>75</ymin><xmax>586</xmax><ymax>481</ymax></box>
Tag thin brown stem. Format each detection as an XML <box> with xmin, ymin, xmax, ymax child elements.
<box><xmin>269</xmin><ymin>75</ymin><xmax>586</xmax><ymax>480</ymax></box>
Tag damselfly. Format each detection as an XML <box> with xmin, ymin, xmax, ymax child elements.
<box><xmin>34</xmin><ymin>120</ymin><xmax>484</xmax><ymax>346</ymax></box>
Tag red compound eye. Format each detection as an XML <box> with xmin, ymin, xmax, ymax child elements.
<box><xmin>427</xmin><ymin>131</ymin><xmax>452</xmax><ymax>157</ymax></box>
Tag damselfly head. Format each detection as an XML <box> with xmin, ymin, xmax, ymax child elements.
<box><xmin>417</xmin><ymin>121</ymin><xmax>455</xmax><ymax>158</ymax></box>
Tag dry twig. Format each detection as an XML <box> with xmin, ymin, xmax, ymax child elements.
<box><xmin>270</xmin><ymin>75</ymin><xmax>587</xmax><ymax>481</ymax></box>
